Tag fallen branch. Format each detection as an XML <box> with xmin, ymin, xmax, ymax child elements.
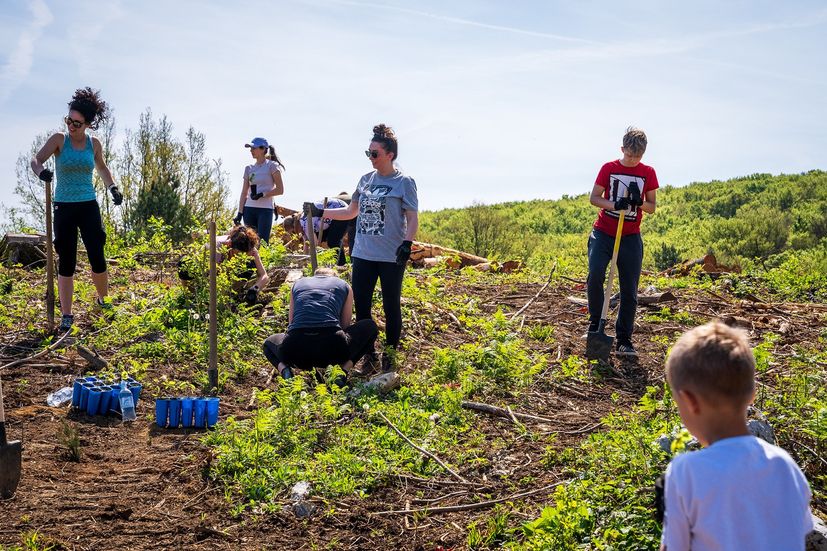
<box><xmin>377</xmin><ymin>411</ymin><xmax>467</xmax><ymax>483</ymax></box>
<box><xmin>0</xmin><ymin>329</ymin><xmax>73</xmax><ymax>372</ymax></box>
<box><xmin>371</xmin><ymin>480</ymin><xmax>567</xmax><ymax>516</ymax></box>
<box><xmin>511</xmin><ymin>263</ymin><xmax>557</xmax><ymax>319</ymax></box>
<box><xmin>461</xmin><ymin>401</ymin><xmax>555</xmax><ymax>424</ymax></box>
<box><xmin>76</xmin><ymin>344</ymin><xmax>108</xmax><ymax>370</ymax></box>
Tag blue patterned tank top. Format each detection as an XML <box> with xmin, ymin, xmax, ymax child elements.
<box><xmin>55</xmin><ymin>134</ymin><xmax>96</xmax><ymax>202</ymax></box>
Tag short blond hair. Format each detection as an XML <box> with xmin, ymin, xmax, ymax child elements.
<box><xmin>666</xmin><ymin>321</ymin><xmax>755</xmax><ymax>403</ymax></box>
<box><xmin>623</xmin><ymin>126</ymin><xmax>647</xmax><ymax>156</ymax></box>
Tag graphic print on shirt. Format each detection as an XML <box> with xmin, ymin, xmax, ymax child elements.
<box><xmin>604</xmin><ymin>173</ymin><xmax>646</xmax><ymax>223</ymax></box>
<box><xmin>357</xmin><ymin>183</ymin><xmax>392</xmax><ymax>236</ymax></box>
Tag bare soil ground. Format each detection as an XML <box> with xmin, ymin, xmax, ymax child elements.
<box><xmin>1</xmin><ymin>267</ymin><xmax>824</xmax><ymax>550</ymax></box>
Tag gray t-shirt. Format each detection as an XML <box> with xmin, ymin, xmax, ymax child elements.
<box><xmin>288</xmin><ymin>275</ymin><xmax>349</xmax><ymax>330</ymax></box>
<box><xmin>244</xmin><ymin>160</ymin><xmax>280</xmax><ymax>209</ymax></box>
<box><xmin>351</xmin><ymin>170</ymin><xmax>418</xmax><ymax>262</ymax></box>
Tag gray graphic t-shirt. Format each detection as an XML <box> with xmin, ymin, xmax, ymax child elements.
<box><xmin>351</xmin><ymin>170</ymin><xmax>418</xmax><ymax>262</ymax></box>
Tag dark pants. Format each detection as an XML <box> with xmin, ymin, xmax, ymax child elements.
<box><xmin>587</xmin><ymin>229</ymin><xmax>643</xmax><ymax>344</ymax></box>
<box><xmin>351</xmin><ymin>257</ymin><xmax>405</xmax><ymax>348</ymax></box>
<box><xmin>322</xmin><ymin>219</ymin><xmax>357</xmax><ymax>266</ymax></box>
<box><xmin>262</xmin><ymin>319</ymin><xmax>378</xmax><ymax>370</ymax></box>
<box><xmin>243</xmin><ymin>206</ymin><xmax>274</xmax><ymax>243</ymax></box>
<box><xmin>53</xmin><ymin>200</ymin><xmax>107</xmax><ymax>277</ymax></box>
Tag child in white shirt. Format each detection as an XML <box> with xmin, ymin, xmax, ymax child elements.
<box><xmin>661</xmin><ymin>321</ymin><xmax>813</xmax><ymax>551</ymax></box>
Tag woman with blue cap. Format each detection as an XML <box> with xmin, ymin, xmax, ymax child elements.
<box><xmin>233</xmin><ymin>137</ymin><xmax>285</xmax><ymax>243</ymax></box>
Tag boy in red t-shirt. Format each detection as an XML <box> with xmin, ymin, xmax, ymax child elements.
<box><xmin>587</xmin><ymin>127</ymin><xmax>659</xmax><ymax>358</ymax></box>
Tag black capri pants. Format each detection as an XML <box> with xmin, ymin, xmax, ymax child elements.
<box><xmin>263</xmin><ymin>319</ymin><xmax>378</xmax><ymax>370</ymax></box>
<box><xmin>53</xmin><ymin>200</ymin><xmax>107</xmax><ymax>277</ymax></box>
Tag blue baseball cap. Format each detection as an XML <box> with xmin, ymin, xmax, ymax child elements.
<box><xmin>245</xmin><ymin>137</ymin><xmax>268</xmax><ymax>148</ymax></box>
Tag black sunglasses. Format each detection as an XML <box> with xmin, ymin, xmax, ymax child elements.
<box><xmin>365</xmin><ymin>150</ymin><xmax>380</xmax><ymax>159</ymax></box>
<box><xmin>65</xmin><ymin>116</ymin><xmax>85</xmax><ymax>129</ymax></box>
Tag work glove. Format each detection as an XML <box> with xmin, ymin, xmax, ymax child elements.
<box><xmin>303</xmin><ymin>202</ymin><xmax>323</xmax><ymax>217</ymax></box>
<box><xmin>245</xmin><ymin>285</ymin><xmax>259</xmax><ymax>305</ymax></box>
<box><xmin>251</xmin><ymin>192</ymin><xmax>264</xmax><ymax>200</ymax></box>
<box><xmin>396</xmin><ymin>240</ymin><xmax>413</xmax><ymax>266</ymax></box>
<box><xmin>613</xmin><ymin>197</ymin><xmax>630</xmax><ymax>211</ymax></box>
<box><xmin>38</xmin><ymin>168</ymin><xmax>53</xmax><ymax>183</ymax></box>
<box><xmin>233</xmin><ymin>211</ymin><xmax>243</xmax><ymax>225</ymax></box>
<box><xmin>250</xmin><ymin>184</ymin><xmax>263</xmax><ymax>200</ymax></box>
<box><xmin>109</xmin><ymin>185</ymin><xmax>123</xmax><ymax>206</ymax></box>
<box><xmin>628</xmin><ymin>182</ymin><xmax>644</xmax><ymax>207</ymax></box>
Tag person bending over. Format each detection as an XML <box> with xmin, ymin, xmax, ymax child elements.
<box><xmin>262</xmin><ymin>268</ymin><xmax>378</xmax><ymax>383</ymax></box>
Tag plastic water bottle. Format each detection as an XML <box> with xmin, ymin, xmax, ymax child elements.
<box><xmin>119</xmin><ymin>379</ymin><xmax>137</xmax><ymax>422</ymax></box>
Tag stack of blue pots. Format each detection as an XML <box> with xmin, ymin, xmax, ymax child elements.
<box><xmin>71</xmin><ymin>376</ymin><xmax>143</xmax><ymax>417</ymax></box>
<box><xmin>155</xmin><ymin>397</ymin><xmax>220</xmax><ymax>429</ymax></box>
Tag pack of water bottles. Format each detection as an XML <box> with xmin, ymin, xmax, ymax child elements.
<box><xmin>71</xmin><ymin>375</ymin><xmax>142</xmax><ymax>421</ymax></box>
<box><xmin>155</xmin><ymin>397</ymin><xmax>219</xmax><ymax>429</ymax></box>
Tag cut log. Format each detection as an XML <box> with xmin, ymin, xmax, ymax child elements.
<box><xmin>409</xmin><ymin>241</ymin><xmax>489</xmax><ymax>267</ymax></box>
<box><xmin>1</xmin><ymin>233</ymin><xmax>47</xmax><ymax>267</ymax></box>
<box><xmin>76</xmin><ymin>345</ymin><xmax>108</xmax><ymax>370</ymax></box>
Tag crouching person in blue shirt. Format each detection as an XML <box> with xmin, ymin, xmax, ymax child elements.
<box><xmin>262</xmin><ymin>267</ymin><xmax>378</xmax><ymax>386</ymax></box>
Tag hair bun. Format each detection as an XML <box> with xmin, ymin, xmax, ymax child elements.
<box><xmin>372</xmin><ymin>124</ymin><xmax>395</xmax><ymax>140</ymax></box>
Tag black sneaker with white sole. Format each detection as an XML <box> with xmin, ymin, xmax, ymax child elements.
<box><xmin>615</xmin><ymin>342</ymin><xmax>638</xmax><ymax>358</ymax></box>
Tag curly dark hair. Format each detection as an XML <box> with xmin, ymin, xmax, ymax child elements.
<box><xmin>228</xmin><ymin>225</ymin><xmax>260</xmax><ymax>253</ymax></box>
<box><xmin>371</xmin><ymin>124</ymin><xmax>398</xmax><ymax>161</ymax></box>
<box><xmin>68</xmin><ymin>87</ymin><xmax>110</xmax><ymax>130</ymax></box>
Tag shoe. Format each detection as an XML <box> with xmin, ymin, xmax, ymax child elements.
<box><xmin>381</xmin><ymin>353</ymin><xmax>395</xmax><ymax>373</ymax></box>
<box><xmin>96</xmin><ymin>297</ymin><xmax>113</xmax><ymax>310</ymax></box>
<box><xmin>615</xmin><ymin>342</ymin><xmax>638</xmax><ymax>358</ymax></box>
<box><xmin>331</xmin><ymin>374</ymin><xmax>348</xmax><ymax>389</ymax></box>
<box><xmin>281</xmin><ymin>366</ymin><xmax>294</xmax><ymax>380</ymax></box>
<box><xmin>58</xmin><ymin>314</ymin><xmax>74</xmax><ymax>332</ymax></box>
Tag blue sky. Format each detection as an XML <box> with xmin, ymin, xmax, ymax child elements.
<box><xmin>1</xmin><ymin>0</ymin><xmax>825</xmax><ymax>213</ymax></box>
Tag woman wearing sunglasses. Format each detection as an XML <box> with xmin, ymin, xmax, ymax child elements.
<box><xmin>232</xmin><ymin>137</ymin><xmax>284</xmax><ymax>243</ymax></box>
<box><xmin>30</xmin><ymin>87</ymin><xmax>122</xmax><ymax>332</ymax></box>
<box><xmin>305</xmin><ymin>124</ymin><xmax>418</xmax><ymax>372</ymax></box>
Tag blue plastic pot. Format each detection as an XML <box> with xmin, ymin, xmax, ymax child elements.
<box><xmin>110</xmin><ymin>387</ymin><xmax>121</xmax><ymax>413</ymax></box>
<box><xmin>79</xmin><ymin>382</ymin><xmax>95</xmax><ymax>411</ymax></box>
<box><xmin>168</xmin><ymin>399</ymin><xmax>181</xmax><ymax>428</ymax></box>
<box><xmin>86</xmin><ymin>387</ymin><xmax>102</xmax><ymax>416</ymax></box>
<box><xmin>72</xmin><ymin>379</ymin><xmax>85</xmax><ymax>408</ymax></box>
<box><xmin>193</xmin><ymin>398</ymin><xmax>207</xmax><ymax>428</ymax></box>
<box><xmin>129</xmin><ymin>383</ymin><xmax>142</xmax><ymax>406</ymax></box>
<box><xmin>98</xmin><ymin>386</ymin><xmax>113</xmax><ymax>415</ymax></box>
<box><xmin>205</xmin><ymin>397</ymin><xmax>220</xmax><ymax>428</ymax></box>
<box><xmin>155</xmin><ymin>399</ymin><xmax>169</xmax><ymax>428</ymax></box>
<box><xmin>180</xmin><ymin>398</ymin><xmax>194</xmax><ymax>428</ymax></box>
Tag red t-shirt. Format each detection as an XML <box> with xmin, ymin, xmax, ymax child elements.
<box><xmin>593</xmin><ymin>160</ymin><xmax>659</xmax><ymax>236</ymax></box>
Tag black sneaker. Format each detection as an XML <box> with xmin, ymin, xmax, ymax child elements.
<box><xmin>331</xmin><ymin>373</ymin><xmax>348</xmax><ymax>389</ymax></box>
<box><xmin>381</xmin><ymin>353</ymin><xmax>395</xmax><ymax>373</ymax></box>
<box><xmin>615</xmin><ymin>342</ymin><xmax>638</xmax><ymax>358</ymax></box>
<box><xmin>58</xmin><ymin>314</ymin><xmax>74</xmax><ymax>332</ymax></box>
<box><xmin>281</xmin><ymin>366</ymin><xmax>294</xmax><ymax>380</ymax></box>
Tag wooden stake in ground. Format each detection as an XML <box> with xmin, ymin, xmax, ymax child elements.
<box><xmin>317</xmin><ymin>197</ymin><xmax>327</xmax><ymax>245</ymax></box>
<box><xmin>44</xmin><ymin>180</ymin><xmax>55</xmax><ymax>331</ymax></box>
<box><xmin>304</xmin><ymin>203</ymin><xmax>318</xmax><ymax>273</ymax></box>
<box><xmin>208</xmin><ymin>220</ymin><xmax>218</xmax><ymax>394</ymax></box>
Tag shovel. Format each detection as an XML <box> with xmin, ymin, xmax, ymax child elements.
<box><xmin>586</xmin><ymin>192</ymin><xmax>628</xmax><ymax>361</ymax></box>
<box><xmin>0</xmin><ymin>374</ymin><xmax>23</xmax><ymax>499</ymax></box>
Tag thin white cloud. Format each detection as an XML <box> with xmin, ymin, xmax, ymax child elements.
<box><xmin>318</xmin><ymin>0</ymin><xmax>601</xmax><ymax>44</ymax></box>
<box><xmin>0</xmin><ymin>0</ymin><xmax>53</xmax><ymax>104</ymax></box>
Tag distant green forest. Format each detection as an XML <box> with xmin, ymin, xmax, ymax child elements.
<box><xmin>419</xmin><ymin>170</ymin><xmax>827</xmax><ymax>300</ymax></box>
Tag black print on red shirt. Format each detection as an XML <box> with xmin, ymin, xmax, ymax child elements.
<box><xmin>605</xmin><ymin>174</ymin><xmax>645</xmax><ymax>222</ymax></box>
<box><xmin>358</xmin><ymin>183</ymin><xmax>391</xmax><ymax>236</ymax></box>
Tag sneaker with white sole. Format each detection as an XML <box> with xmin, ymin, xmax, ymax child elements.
<box><xmin>58</xmin><ymin>314</ymin><xmax>74</xmax><ymax>332</ymax></box>
<box><xmin>615</xmin><ymin>342</ymin><xmax>638</xmax><ymax>358</ymax></box>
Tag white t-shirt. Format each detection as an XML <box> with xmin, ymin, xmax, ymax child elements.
<box><xmin>662</xmin><ymin>435</ymin><xmax>813</xmax><ymax>551</ymax></box>
<box><xmin>244</xmin><ymin>160</ymin><xmax>281</xmax><ymax>209</ymax></box>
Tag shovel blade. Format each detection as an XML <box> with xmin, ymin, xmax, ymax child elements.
<box><xmin>0</xmin><ymin>439</ymin><xmax>22</xmax><ymax>499</ymax></box>
<box><xmin>585</xmin><ymin>330</ymin><xmax>614</xmax><ymax>361</ymax></box>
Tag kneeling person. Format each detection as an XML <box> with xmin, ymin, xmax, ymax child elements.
<box><xmin>263</xmin><ymin>268</ymin><xmax>377</xmax><ymax>383</ymax></box>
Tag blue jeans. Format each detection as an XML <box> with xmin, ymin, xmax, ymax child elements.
<box><xmin>243</xmin><ymin>206</ymin><xmax>274</xmax><ymax>243</ymax></box>
<box><xmin>587</xmin><ymin>229</ymin><xmax>643</xmax><ymax>344</ymax></box>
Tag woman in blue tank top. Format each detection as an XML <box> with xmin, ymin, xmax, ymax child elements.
<box><xmin>31</xmin><ymin>87</ymin><xmax>123</xmax><ymax>332</ymax></box>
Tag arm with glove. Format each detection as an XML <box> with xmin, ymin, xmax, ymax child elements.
<box><xmin>396</xmin><ymin>209</ymin><xmax>419</xmax><ymax>266</ymax></box>
<box><xmin>92</xmin><ymin>136</ymin><xmax>122</xmax><ymax>205</ymax></box>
